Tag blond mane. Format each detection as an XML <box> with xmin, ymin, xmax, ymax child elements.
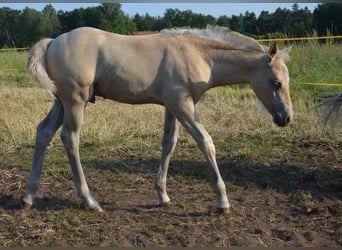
<box><xmin>160</xmin><ymin>25</ymin><xmax>267</xmax><ymax>53</ymax></box>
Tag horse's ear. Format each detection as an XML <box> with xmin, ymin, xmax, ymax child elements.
<box><xmin>283</xmin><ymin>45</ymin><xmax>292</xmax><ymax>55</ymax></box>
<box><xmin>268</xmin><ymin>42</ymin><xmax>278</xmax><ymax>63</ymax></box>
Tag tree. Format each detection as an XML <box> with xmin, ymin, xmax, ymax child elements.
<box><xmin>133</xmin><ymin>13</ymin><xmax>158</xmax><ymax>31</ymax></box>
<box><xmin>133</xmin><ymin>13</ymin><xmax>143</xmax><ymax>30</ymax></box>
<box><xmin>42</xmin><ymin>4</ymin><xmax>61</xmax><ymax>37</ymax></box>
<box><xmin>257</xmin><ymin>11</ymin><xmax>274</xmax><ymax>35</ymax></box>
<box><xmin>191</xmin><ymin>13</ymin><xmax>216</xmax><ymax>28</ymax></box>
<box><xmin>216</xmin><ymin>15</ymin><xmax>230</xmax><ymax>27</ymax></box>
<box><xmin>162</xmin><ymin>8</ymin><xmax>215</xmax><ymax>29</ymax></box>
<box><xmin>14</xmin><ymin>7</ymin><xmax>46</xmax><ymax>47</ymax></box>
<box><xmin>58</xmin><ymin>4</ymin><xmax>136</xmax><ymax>35</ymax></box>
<box><xmin>229</xmin><ymin>14</ymin><xmax>244</xmax><ymax>33</ymax></box>
<box><xmin>243</xmin><ymin>11</ymin><xmax>257</xmax><ymax>35</ymax></box>
<box><xmin>313</xmin><ymin>3</ymin><xmax>342</xmax><ymax>35</ymax></box>
<box><xmin>272</xmin><ymin>7</ymin><xmax>292</xmax><ymax>35</ymax></box>
<box><xmin>163</xmin><ymin>8</ymin><xmax>181</xmax><ymax>28</ymax></box>
<box><xmin>82</xmin><ymin>7</ymin><xmax>102</xmax><ymax>28</ymax></box>
<box><xmin>58</xmin><ymin>8</ymin><xmax>87</xmax><ymax>33</ymax></box>
<box><xmin>289</xmin><ymin>4</ymin><xmax>313</xmax><ymax>37</ymax></box>
<box><xmin>98</xmin><ymin>3</ymin><xmax>136</xmax><ymax>34</ymax></box>
<box><xmin>0</xmin><ymin>7</ymin><xmax>20</xmax><ymax>47</ymax></box>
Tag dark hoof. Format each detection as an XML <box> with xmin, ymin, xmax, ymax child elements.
<box><xmin>159</xmin><ymin>201</ymin><xmax>172</xmax><ymax>208</ymax></box>
<box><xmin>22</xmin><ymin>200</ymin><xmax>32</xmax><ymax>211</ymax></box>
<box><xmin>91</xmin><ymin>206</ymin><xmax>104</xmax><ymax>213</ymax></box>
<box><xmin>217</xmin><ymin>207</ymin><xmax>230</xmax><ymax>215</ymax></box>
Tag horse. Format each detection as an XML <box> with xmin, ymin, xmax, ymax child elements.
<box><xmin>23</xmin><ymin>26</ymin><xmax>293</xmax><ymax>214</ymax></box>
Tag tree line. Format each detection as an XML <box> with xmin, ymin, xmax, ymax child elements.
<box><xmin>0</xmin><ymin>3</ymin><xmax>341</xmax><ymax>48</ymax></box>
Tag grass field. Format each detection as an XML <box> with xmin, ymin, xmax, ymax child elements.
<box><xmin>0</xmin><ymin>40</ymin><xmax>341</xmax><ymax>246</ymax></box>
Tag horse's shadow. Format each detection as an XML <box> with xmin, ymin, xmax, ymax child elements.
<box><xmin>1</xmin><ymin>157</ymin><xmax>341</xmax><ymax>213</ymax></box>
<box><xmin>86</xmin><ymin>157</ymin><xmax>342</xmax><ymax>201</ymax></box>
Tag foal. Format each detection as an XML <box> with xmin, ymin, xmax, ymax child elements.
<box><xmin>23</xmin><ymin>26</ymin><xmax>293</xmax><ymax>213</ymax></box>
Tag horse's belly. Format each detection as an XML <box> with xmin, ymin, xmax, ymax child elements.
<box><xmin>94</xmin><ymin>81</ymin><xmax>160</xmax><ymax>105</ymax></box>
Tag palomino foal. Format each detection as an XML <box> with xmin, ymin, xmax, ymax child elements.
<box><xmin>23</xmin><ymin>26</ymin><xmax>293</xmax><ymax>214</ymax></box>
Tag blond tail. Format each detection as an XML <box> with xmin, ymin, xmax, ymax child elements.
<box><xmin>26</xmin><ymin>38</ymin><xmax>56</xmax><ymax>94</ymax></box>
<box><xmin>317</xmin><ymin>92</ymin><xmax>342</xmax><ymax>128</ymax></box>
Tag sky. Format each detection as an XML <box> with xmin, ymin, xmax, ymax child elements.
<box><xmin>0</xmin><ymin>3</ymin><xmax>320</xmax><ymax>18</ymax></box>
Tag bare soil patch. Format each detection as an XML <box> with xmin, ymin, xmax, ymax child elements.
<box><xmin>0</xmin><ymin>142</ymin><xmax>341</xmax><ymax>247</ymax></box>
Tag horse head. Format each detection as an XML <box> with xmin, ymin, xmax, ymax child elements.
<box><xmin>250</xmin><ymin>42</ymin><xmax>293</xmax><ymax>127</ymax></box>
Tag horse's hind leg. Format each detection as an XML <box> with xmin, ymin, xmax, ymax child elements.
<box><xmin>155</xmin><ymin>110</ymin><xmax>180</xmax><ymax>205</ymax></box>
<box><xmin>60</xmin><ymin>99</ymin><xmax>102</xmax><ymax>212</ymax></box>
<box><xmin>23</xmin><ymin>99</ymin><xmax>64</xmax><ymax>209</ymax></box>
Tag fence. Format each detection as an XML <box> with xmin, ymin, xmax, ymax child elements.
<box><xmin>0</xmin><ymin>35</ymin><xmax>341</xmax><ymax>88</ymax></box>
<box><xmin>256</xmin><ymin>35</ymin><xmax>342</xmax><ymax>42</ymax></box>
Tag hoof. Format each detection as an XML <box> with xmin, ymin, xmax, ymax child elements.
<box><xmin>217</xmin><ymin>207</ymin><xmax>230</xmax><ymax>215</ymax></box>
<box><xmin>22</xmin><ymin>200</ymin><xmax>32</xmax><ymax>211</ymax></box>
<box><xmin>91</xmin><ymin>205</ymin><xmax>104</xmax><ymax>213</ymax></box>
<box><xmin>159</xmin><ymin>201</ymin><xmax>172</xmax><ymax>208</ymax></box>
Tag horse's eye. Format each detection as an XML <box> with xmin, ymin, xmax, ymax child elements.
<box><xmin>274</xmin><ymin>80</ymin><xmax>282</xmax><ymax>88</ymax></box>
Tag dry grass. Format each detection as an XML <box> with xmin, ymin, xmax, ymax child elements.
<box><xmin>1</xmin><ymin>82</ymin><xmax>340</xmax><ymax>162</ymax></box>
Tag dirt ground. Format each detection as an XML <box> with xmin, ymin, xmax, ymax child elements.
<box><xmin>0</xmin><ymin>144</ymin><xmax>341</xmax><ymax>247</ymax></box>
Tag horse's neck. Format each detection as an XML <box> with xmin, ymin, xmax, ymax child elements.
<box><xmin>208</xmin><ymin>48</ymin><xmax>263</xmax><ymax>88</ymax></box>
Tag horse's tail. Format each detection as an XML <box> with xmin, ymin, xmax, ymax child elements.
<box><xmin>317</xmin><ymin>92</ymin><xmax>342</xmax><ymax>128</ymax></box>
<box><xmin>26</xmin><ymin>38</ymin><xmax>56</xmax><ymax>93</ymax></box>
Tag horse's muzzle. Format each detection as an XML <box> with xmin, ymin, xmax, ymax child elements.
<box><xmin>273</xmin><ymin>112</ymin><xmax>292</xmax><ymax>127</ymax></box>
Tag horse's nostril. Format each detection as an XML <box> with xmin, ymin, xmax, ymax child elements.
<box><xmin>286</xmin><ymin>115</ymin><xmax>291</xmax><ymax>124</ymax></box>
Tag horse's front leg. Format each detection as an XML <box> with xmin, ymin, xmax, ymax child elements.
<box><xmin>155</xmin><ymin>110</ymin><xmax>180</xmax><ymax>205</ymax></box>
<box><xmin>171</xmin><ymin>98</ymin><xmax>230</xmax><ymax>214</ymax></box>
<box><xmin>61</xmin><ymin>99</ymin><xmax>103</xmax><ymax>212</ymax></box>
<box><xmin>23</xmin><ymin>99</ymin><xmax>64</xmax><ymax>209</ymax></box>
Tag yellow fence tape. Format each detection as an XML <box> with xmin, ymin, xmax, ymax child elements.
<box><xmin>0</xmin><ymin>47</ymin><xmax>30</xmax><ymax>52</ymax></box>
<box><xmin>257</xmin><ymin>35</ymin><xmax>342</xmax><ymax>42</ymax></box>
<box><xmin>0</xmin><ymin>68</ymin><xmax>26</xmax><ymax>71</ymax></box>
<box><xmin>293</xmin><ymin>83</ymin><xmax>342</xmax><ymax>87</ymax></box>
